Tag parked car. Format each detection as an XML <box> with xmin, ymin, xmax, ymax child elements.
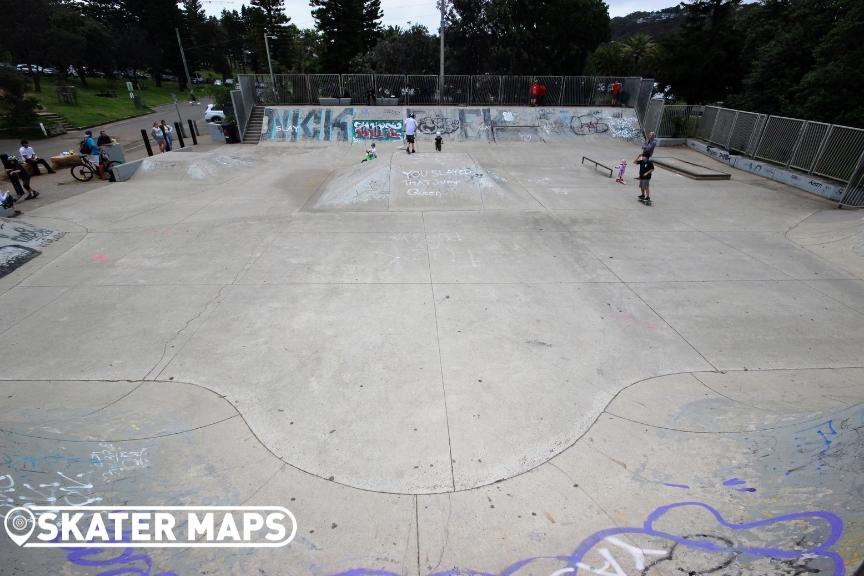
<box><xmin>204</xmin><ymin>104</ymin><xmax>225</xmax><ymax>123</ymax></box>
<box><xmin>213</xmin><ymin>79</ymin><xmax>223</xmax><ymax>86</ymax></box>
<box><xmin>224</xmin><ymin>78</ymin><xmax>234</xmax><ymax>86</ymax></box>
<box><xmin>17</xmin><ymin>64</ymin><xmax>53</xmax><ymax>75</ymax></box>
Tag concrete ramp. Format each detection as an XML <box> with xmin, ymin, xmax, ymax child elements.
<box><xmin>307</xmin><ymin>151</ymin><xmax>541</xmax><ymax>211</ymax></box>
<box><xmin>310</xmin><ymin>158</ymin><xmax>391</xmax><ymax>211</ymax></box>
<box><xmin>653</xmin><ymin>156</ymin><xmax>732</xmax><ymax>180</ymax></box>
<box><xmin>131</xmin><ymin>151</ymin><xmax>254</xmax><ymax>184</ymax></box>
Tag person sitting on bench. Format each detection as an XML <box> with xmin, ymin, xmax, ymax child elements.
<box><xmin>0</xmin><ymin>155</ymin><xmax>39</xmax><ymax>200</ymax></box>
<box><xmin>18</xmin><ymin>140</ymin><xmax>56</xmax><ymax>175</ymax></box>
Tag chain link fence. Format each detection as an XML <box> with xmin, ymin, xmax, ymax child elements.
<box><xmin>238</xmin><ymin>74</ymin><xmax>642</xmax><ymax>108</ymax></box>
<box><xmin>692</xmin><ymin>105</ymin><xmax>864</xmax><ymax>206</ymax></box>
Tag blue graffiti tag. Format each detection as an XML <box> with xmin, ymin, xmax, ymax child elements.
<box><xmin>331</xmin><ymin>501</ymin><xmax>845</xmax><ymax>576</ymax></box>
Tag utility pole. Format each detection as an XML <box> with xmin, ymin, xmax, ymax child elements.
<box><xmin>439</xmin><ymin>0</ymin><xmax>445</xmax><ymax>104</ymax></box>
<box><xmin>175</xmin><ymin>28</ymin><xmax>195</xmax><ymax>101</ymax></box>
<box><xmin>265</xmin><ymin>34</ymin><xmax>278</xmax><ymax>101</ymax></box>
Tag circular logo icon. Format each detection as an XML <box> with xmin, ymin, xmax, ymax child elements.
<box><xmin>4</xmin><ymin>507</ymin><xmax>36</xmax><ymax>546</ymax></box>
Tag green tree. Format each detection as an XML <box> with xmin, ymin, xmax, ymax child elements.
<box><xmin>444</xmin><ymin>0</ymin><xmax>609</xmax><ymax>74</ymax></box>
<box><xmin>584</xmin><ymin>42</ymin><xmax>628</xmax><ymax>75</ymax></box>
<box><xmin>0</xmin><ymin>69</ymin><xmax>39</xmax><ymax>127</ymax></box>
<box><xmin>350</xmin><ymin>25</ymin><xmax>438</xmax><ymax>73</ymax></box>
<box><xmin>656</xmin><ymin>0</ymin><xmax>743</xmax><ymax>104</ymax></box>
<box><xmin>252</xmin><ymin>0</ymin><xmax>290</xmax><ymax>33</ymax></box>
<box><xmin>620</xmin><ymin>33</ymin><xmax>658</xmax><ymax>73</ymax></box>
<box><xmin>727</xmin><ymin>0</ymin><xmax>837</xmax><ymax>115</ymax></box>
<box><xmin>310</xmin><ymin>0</ymin><xmax>383</xmax><ymax>72</ymax></box>
<box><xmin>794</xmin><ymin>0</ymin><xmax>864</xmax><ymax>127</ymax></box>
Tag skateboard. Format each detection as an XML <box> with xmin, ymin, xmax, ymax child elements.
<box><xmin>638</xmin><ymin>197</ymin><xmax>653</xmax><ymax>206</ymax></box>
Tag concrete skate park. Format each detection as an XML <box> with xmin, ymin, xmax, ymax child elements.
<box><xmin>1</xmin><ymin>105</ymin><xmax>863</xmax><ymax>576</ymax></box>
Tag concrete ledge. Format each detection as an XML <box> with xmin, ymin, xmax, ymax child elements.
<box><xmin>109</xmin><ymin>158</ymin><xmax>145</xmax><ymax>182</ymax></box>
<box><xmin>687</xmin><ymin>139</ymin><xmax>845</xmax><ymax>202</ymax></box>
<box><xmin>653</xmin><ymin>156</ymin><xmax>731</xmax><ymax>180</ymax></box>
<box><xmin>319</xmin><ymin>98</ymin><xmax>339</xmax><ymax>106</ymax></box>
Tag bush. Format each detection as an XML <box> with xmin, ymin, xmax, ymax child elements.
<box><xmin>0</xmin><ymin>70</ymin><xmax>39</xmax><ymax>127</ymax></box>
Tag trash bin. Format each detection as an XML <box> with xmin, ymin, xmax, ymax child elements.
<box><xmin>222</xmin><ymin>123</ymin><xmax>240</xmax><ymax>144</ymax></box>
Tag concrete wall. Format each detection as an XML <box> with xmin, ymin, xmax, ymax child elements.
<box><xmin>688</xmin><ymin>140</ymin><xmax>845</xmax><ymax>202</ymax></box>
<box><xmin>261</xmin><ymin>106</ymin><xmax>643</xmax><ymax>144</ymax></box>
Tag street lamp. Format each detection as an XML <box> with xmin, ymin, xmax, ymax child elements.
<box><xmin>264</xmin><ymin>34</ymin><xmax>278</xmax><ymax>100</ymax></box>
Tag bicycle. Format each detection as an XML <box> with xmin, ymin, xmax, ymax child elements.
<box><xmin>71</xmin><ymin>154</ymin><xmax>119</xmax><ymax>182</ymax></box>
<box><xmin>570</xmin><ymin>113</ymin><xmax>609</xmax><ymax>136</ymax></box>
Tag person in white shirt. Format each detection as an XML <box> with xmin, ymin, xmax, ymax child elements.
<box><xmin>18</xmin><ymin>140</ymin><xmax>56</xmax><ymax>175</ymax></box>
<box><xmin>404</xmin><ymin>113</ymin><xmax>417</xmax><ymax>154</ymax></box>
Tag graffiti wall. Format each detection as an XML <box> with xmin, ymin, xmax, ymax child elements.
<box><xmin>261</xmin><ymin>106</ymin><xmax>643</xmax><ymax>144</ymax></box>
<box><xmin>0</xmin><ymin>218</ymin><xmax>64</xmax><ymax>278</ymax></box>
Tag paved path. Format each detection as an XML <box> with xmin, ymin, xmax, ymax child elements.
<box><xmin>1</xmin><ymin>134</ymin><xmax>862</xmax><ymax>575</ymax></box>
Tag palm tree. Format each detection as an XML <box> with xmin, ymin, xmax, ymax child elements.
<box><xmin>621</xmin><ymin>33</ymin><xmax>658</xmax><ymax>74</ymax></box>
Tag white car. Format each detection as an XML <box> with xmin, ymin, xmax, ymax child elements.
<box><xmin>204</xmin><ymin>104</ymin><xmax>225</xmax><ymax>123</ymax></box>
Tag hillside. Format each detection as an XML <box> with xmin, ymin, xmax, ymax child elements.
<box><xmin>610</xmin><ymin>6</ymin><xmax>685</xmax><ymax>40</ymax></box>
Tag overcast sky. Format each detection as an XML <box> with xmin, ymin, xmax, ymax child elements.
<box><xmin>203</xmin><ymin>0</ymin><xmax>679</xmax><ymax>31</ymax></box>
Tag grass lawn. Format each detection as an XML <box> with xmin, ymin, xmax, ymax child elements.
<box><xmin>28</xmin><ymin>77</ymin><xmax>192</xmax><ymax>128</ymax></box>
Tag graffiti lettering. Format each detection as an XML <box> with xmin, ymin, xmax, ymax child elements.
<box><xmin>417</xmin><ymin>115</ymin><xmax>460</xmax><ymax>135</ymax></box>
<box><xmin>352</xmin><ymin>120</ymin><xmax>403</xmax><ymax>141</ymax></box>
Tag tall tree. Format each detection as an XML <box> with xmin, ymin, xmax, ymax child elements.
<box><xmin>252</xmin><ymin>0</ymin><xmax>290</xmax><ymax>33</ymax></box>
<box><xmin>727</xmin><ymin>0</ymin><xmax>838</xmax><ymax>116</ymax></box>
<box><xmin>656</xmin><ymin>0</ymin><xmax>743</xmax><ymax>103</ymax></box>
<box><xmin>445</xmin><ymin>0</ymin><xmax>609</xmax><ymax>74</ymax></box>
<box><xmin>310</xmin><ymin>0</ymin><xmax>383</xmax><ymax>72</ymax></box>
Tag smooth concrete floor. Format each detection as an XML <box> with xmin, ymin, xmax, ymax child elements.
<box><xmin>1</xmin><ymin>136</ymin><xmax>863</xmax><ymax>575</ymax></box>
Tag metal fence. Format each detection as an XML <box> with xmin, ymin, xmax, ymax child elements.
<box><xmin>238</xmin><ymin>74</ymin><xmax>645</xmax><ymax>107</ymax></box>
<box><xmin>693</xmin><ymin>105</ymin><xmax>864</xmax><ymax>205</ymax></box>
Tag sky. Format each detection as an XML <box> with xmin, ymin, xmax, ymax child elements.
<box><xmin>202</xmin><ymin>0</ymin><xmax>679</xmax><ymax>31</ymax></box>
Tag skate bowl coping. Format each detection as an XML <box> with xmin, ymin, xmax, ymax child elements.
<box><xmin>582</xmin><ymin>156</ymin><xmax>613</xmax><ymax>178</ymax></box>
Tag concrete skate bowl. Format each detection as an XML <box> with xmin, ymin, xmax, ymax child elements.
<box><xmin>260</xmin><ymin>105</ymin><xmax>643</xmax><ymax>145</ymax></box>
<box><xmin>306</xmin><ymin>151</ymin><xmax>542</xmax><ymax>211</ymax></box>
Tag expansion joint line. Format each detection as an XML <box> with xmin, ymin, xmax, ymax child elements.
<box><xmin>422</xmin><ymin>211</ymin><xmax>457</xmax><ymax>492</ymax></box>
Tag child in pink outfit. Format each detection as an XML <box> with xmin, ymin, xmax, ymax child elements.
<box><xmin>615</xmin><ymin>160</ymin><xmax>627</xmax><ymax>184</ymax></box>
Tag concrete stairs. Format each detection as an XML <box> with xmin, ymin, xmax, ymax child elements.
<box><xmin>243</xmin><ymin>106</ymin><xmax>265</xmax><ymax>144</ymax></box>
<box><xmin>37</xmin><ymin>111</ymin><xmax>75</xmax><ymax>132</ymax></box>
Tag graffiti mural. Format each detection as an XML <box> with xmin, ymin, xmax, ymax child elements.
<box><xmin>351</xmin><ymin>120</ymin><xmax>403</xmax><ymax>141</ymax></box>
<box><xmin>416</xmin><ymin>114</ymin><xmax>461</xmax><ymax>135</ymax></box>
<box><xmin>261</xmin><ymin>107</ymin><xmax>641</xmax><ymax>143</ymax></box>
<box><xmin>332</xmin><ymin>502</ymin><xmax>847</xmax><ymax>576</ymax></box>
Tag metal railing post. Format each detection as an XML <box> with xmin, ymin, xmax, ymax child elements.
<box><xmin>306</xmin><ymin>74</ymin><xmax>312</xmax><ymax>104</ymax></box>
<box><xmin>839</xmin><ymin>148</ymin><xmax>864</xmax><ymax>207</ymax></box>
<box><xmin>786</xmin><ymin>121</ymin><xmax>809</xmax><ymax>167</ymax></box>
<box><xmin>187</xmin><ymin>119</ymin><xmax>198</xmax><ymax>145</ymax></box>
<box><xmin>727</xmin><ymin>110</ymin><xmax>739</xmax><ymax>150</ymax></box>
<box><xmin>140</xmin><ymin>129</ymin><xmax>153</xmax><ymax>156</ymax></box>
<box><xmin>809</xmin><ymin>125</ymin><xmax>834</xmax><ymax>174</ymax></box>
<box><xmin>498</xmin><ymin>76</ymin><xmax>503</xmax><ymax>104</ymax></box>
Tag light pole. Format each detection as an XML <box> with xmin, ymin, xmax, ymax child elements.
<box><xmin>264</xmin><ymin>34</ymin><xmax>278</xmax><ymax>101</ymax></box>
<box><xmin>438</xmin><ymin>0</ymin><xmax>445</xmax><ymax>104</ymax></box>
<box><xmin>175</xmin><ymin>27</ymin><xmax>195</xmax><ymax>102</ymax></box>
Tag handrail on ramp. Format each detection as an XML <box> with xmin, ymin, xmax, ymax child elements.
<box><xmin>582</xmin><ymin>156</ymin><xmax>613</xmax><ymax>178</ymax></box>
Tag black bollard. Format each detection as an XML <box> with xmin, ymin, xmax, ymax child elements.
<box><xmin>174</xmin><ymin>122</ymin><xmax>185</xmax><ymax>148</ymax></box>
<box><xmin>141</xmin><ymin>129</ymin><xmax>153</xmax><ymax>156</ymax></box>
<box><xmin>192</xmin><ymin>120</ymin><xmax>200</xmax><ymax>137</ymax></box>
<box><xmin>188</xmin><ymin>119</ymin><xmax>198</xmax><ymax>145</ymax></box>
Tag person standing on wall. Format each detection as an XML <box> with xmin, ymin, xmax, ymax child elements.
<box><xmin>642</xmin><ymin>132</ymin><xmax>657</xmax><ymax>158</ymax></box>
<box><xmin>404</xmin><ymin>113</ymin><xmax>417</xmax><ymax>154</ymax></box>
<box><xmin>611</xmin><ymin>81</ymin><xmax>622</xmax><ymax>106</ymax></box>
